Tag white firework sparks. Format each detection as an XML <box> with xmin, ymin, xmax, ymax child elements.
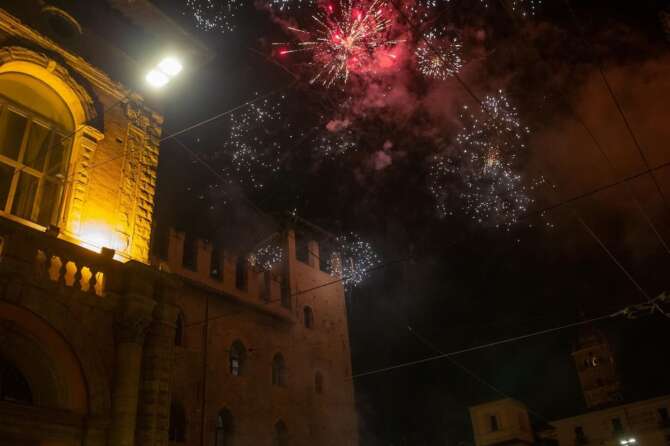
<box><xmin>429</xmin><ymin>91</ymin><xmax>544</xmax><ymax>229</ymax></box>
<box><xmin>416</xmin><ymin>29</ymin><xmax>463</xmax><ymax>80</ymax></box>
<box><xmin>184</xmin><ymin>0</ymin><xmax>242</xmax><ymax>33</ymax></box>
<box><xmin>248</xmin><ymin>238</ymin><xmax>285</xmax><ymax>271</ymax></box>
<box><xmin>329</xmin><ymin>233</ymin><xmax>381</xmax><ymax>288</ymax></box>
<box><xmin>220</xmin><ymin>95</ymin><xmax>288</xmax><ymax>190</ymax></box>
<box><xmin>314</xmin><ymin>128</ymin><xmax>358</xmax><ymax>159</ymax></box>
<box><xmin>268</xmin><ymin>0</ymin><xmax>317</xmax><ymax>11</ymax></box>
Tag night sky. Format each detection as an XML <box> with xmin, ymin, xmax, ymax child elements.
<box><xmin>39</xmin><ymin>0</ymin><xmax>670</xmax><ymax>444</ymax></box>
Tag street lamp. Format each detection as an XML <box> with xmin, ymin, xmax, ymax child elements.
<box><xmin>146</xmin><ymin>56</ymin><xmax>183</xmax><ymax>88</ymax></box>
<box><xmin>620</xmin><ymin>438</ymin><xmax>637</xmax><ymax>445</ymax></box>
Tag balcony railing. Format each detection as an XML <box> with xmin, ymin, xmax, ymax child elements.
<box><xmin>0</xmin><ymin>217</ymin><xmax>118</xmax><ymax>297</ymax></box>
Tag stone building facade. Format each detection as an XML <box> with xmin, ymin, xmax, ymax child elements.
<box><xmin>0</xmin><ymin>3</ymin><xmax>358</xmax><ymax>446</ymax></box>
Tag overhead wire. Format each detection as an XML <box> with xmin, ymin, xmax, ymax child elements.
<box><xmin>350</xmin><ymin>306</ymin><xmax>645</xmax><ymax>380</ymax></box>
<box><xmin>562</xmin><ymin>0</ymin><xmax>670</xmax><ymax>219</ymax></box>
<box><xmin>492</xmin><ymin>0</ymin><xmax>670</xmax><ymax>254</ymax></box>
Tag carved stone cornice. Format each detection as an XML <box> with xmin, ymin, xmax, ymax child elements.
<box><xmin>0</xmin><ymin>45</ymin><xmax>98</xmax><ymax>121</ymax></box>
<box><xmin>0</xmin><ymin>8</ymin><xmax>130</xmax><ymax>101</ymax></box>
<box><xmin>114</xmin><ymin>295</ymin><xmax>156</xmax><ymax>345</ymax></box>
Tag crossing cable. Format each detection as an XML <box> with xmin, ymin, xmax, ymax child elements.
<box><xmin>351</xmin><ymin>312</ymin><xmax>615</xmax><ymax>379</ymax></box>
<box><xmin>406</xmin><ymin>324</ymin><xmax>551</xmax><ymax>423</ymax></box>
<box><xmin>349</xmin><ymin>293</ymin><xmax>670</xmax><ymax>380</ymax></box>
<box><xmin>159</xmin><ymin>81</ymin><xmax>298</xmax><ymax>143</ymax></box>
<box><xmin>492</xmin><ymin>0</ymin><xmax>670</xmax><ymax>255</ymax></box>
<box><xmin>562</xmin><ymin>0</ymin><xmax>670</xmax><ymax>219</ymax></box>
<box><xmin>578</xmin><ymin>215</ymin><xmax>650</xmax><ymax>302</ymax></box>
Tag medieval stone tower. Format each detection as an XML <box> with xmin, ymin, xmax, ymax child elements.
<box><xmin>572</xmin><ymin>326</ymin><xmax>622</xmax><ymax>409</ymax></box>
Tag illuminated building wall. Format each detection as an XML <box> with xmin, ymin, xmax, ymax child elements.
<box><xmin>0</xmin><ymin>8</ymin><xmax>162</xmax><ymax>263</ymax></box>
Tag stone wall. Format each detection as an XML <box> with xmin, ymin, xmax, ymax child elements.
<box><xmin>156</xmin><ymin>228</ymin><xmax>359</xmax><ymax>446</ymax></box>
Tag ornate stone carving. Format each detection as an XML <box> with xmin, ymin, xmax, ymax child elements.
<box><xmin>65</xmin><ymin>126</ymin><xmax>104</xmax><ymax>236</ymax></box>
<box><xmin>0</xmin><ymin>46</ymin><xmax>97</xmax><ymax>122</ymax></box>
<box><xmin>116</xmin><ymin>102</ymin><xmax>162</xmax><ymax>262</ymax></box>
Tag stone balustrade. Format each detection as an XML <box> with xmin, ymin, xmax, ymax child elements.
<box><xmin>0</xmin><ymin>217</ymin><xmax>118</xmax><ymax>297</ymax></box>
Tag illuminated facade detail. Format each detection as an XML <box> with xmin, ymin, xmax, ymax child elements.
<box><xmin>0</xmin><ymin>31</ymin><xmax>160</xmax><ymax>263</ymax></box>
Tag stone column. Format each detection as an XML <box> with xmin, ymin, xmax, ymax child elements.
<box><xmin>135</xmin><ymin>297</ymin><xmax>180</xmax><ymax>446</ymax></box>
<box><xmin>109</xmin><ymin>294</ymin><xmax>156</xmax><ymax>446</ymax></box>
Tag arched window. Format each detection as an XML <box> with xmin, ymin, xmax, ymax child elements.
<box><xmin>303</xmin><ymin>306</ymin><xmax>314</xmax><ymax>329</ymax></box>
<box><xmin>235</xmin><ymin>256</ymin><xmax>247</xmax><ymax>290</ymax></box>
<box><xmin>274</xmin><ymin>420</ymin><xmax>288</xmax><ymax>446</ymax></box>
<box><xmin>0</xmin><ymin>358</ymin><xmax>33</xmax><ymax>404</ymax></box>
<box><xmin>314</xmin><ymin>371</ymin><xmax>323</xmax><ymax>395</ymax></box>
<box><xmin>272</xmin><ymin>353</ymin><xmax>286</xmax><ymax>387</ymax></box>
<box><xmin>169</xmin><ymin>400</ymin><xmax>186</xmax><ymax>443</ymax></box>
<box><xmin>215</xmin><ymin>408</ymin><xmax>234</xmax><ymax>446</ymax></box>
<box><xmin>229</xmin><ymin>340</ymin><xmax>246</xmax><ymax>376</ymax></box>
<box><xmin>0</xmin><ymin>72</ymin><xmax>75</xmax><ymax>227</ymax></box>
<box><xmin>175</xmin><ymin>311</ymin><xmax>185</xmax><ymax>347</ymax></box>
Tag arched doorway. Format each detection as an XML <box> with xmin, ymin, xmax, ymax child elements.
<box><xmin>0</xmin><ymin>302</ymin><xmax>93</xmax><ymax>446</ymax></box>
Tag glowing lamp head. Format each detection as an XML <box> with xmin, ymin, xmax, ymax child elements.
<box><xmin>146</xmin><ymin>69</ymin><xmax>169</xmax><ymax>88</ymax></box>
<box><xmin>158</xmin><ymin>57</ymin><xmax>183</xmax><ymax>76</ymax></box>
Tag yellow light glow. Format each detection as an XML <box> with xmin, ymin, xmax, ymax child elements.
<box><xmin>146</xmin><ymin>69</ymin><xmax>169</xmax><ymax>88</ymax></box>
<box><xmin>158</xmin><ymin>57</ymin><xmax>183</xmax><ymax>77</ymax></box>
<box><xmin>79</xmin><ymin>222</ymin><xmax>117</xmax><ymax>254</ymax></box>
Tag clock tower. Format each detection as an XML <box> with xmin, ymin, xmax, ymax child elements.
<box><xmin>572</xmin><ymin>325</ymin><xmax>622</xmax><ymax>409</ymax></box>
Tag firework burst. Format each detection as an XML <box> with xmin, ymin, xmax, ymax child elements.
<box><xmin>248</xmin><ymin>237</ymin><xmax>285</xmax><ymax>271</ymax></box>
<box><xmin>217</xmin><ymin>96</ymin><xmax>289</xmax><ymax>191</ymax></box>
<box><xmin>184</xmin><ymin>0</ymin><xmax>242</xmax><ymax>33</ymax></box>
<box><xmin>429</xmin><ymin>92</ymin><xmax>544</xmax><ymax>228</ymax></box>
<box><xmin>329</xmin><ymin>233</ymin><xmax>381</xmax><ymax>288</ymax></box>
<box><xmin>416</xmin><ymin>29</ymin><xmax>463</xmax><ymax>80</ymax></box>
<box><xmin>276</xmin><ymin>0</ymin><xmax>402</xmax><ymax>87</ymax></box>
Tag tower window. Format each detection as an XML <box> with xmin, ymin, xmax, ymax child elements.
<box><xmin>314</xmin><ymin>371</ymin><xmax>323</xmax><ymax>394</ymax></box>
<box><xmin>575</xmin><ymin>426</ymin><xmax>587</xmax><ymax>445</ymax></box>
<box><xmin>210</xmin><ymin>248</ymin><xmax>223</xmax><ymax>281</ymax></box>
<box><xmin>229</xmin><ymin>340</ymin><xmax>246</xmax><ymax>376</ymax></box>
<box><xmin>612</xmin><ymin>417</ymin><xmax>624</xmax><ymax>434</ymax></box>
<box><xmin>169</xmin><ymin>400</ymin><xmax>186</xmax><ymax>443</ymax></box>
<box><xmin>235</xmin><ymin>256</ymin><xmax>248</xmax><ymax>290</ymax></box>
<box><xmin>303</xmin><ymin>306</ymin><xmax>314</xmax><ymax>329</ymax></box>
<box><xmin>215</xmin><ymin>409</ymin><xmax>234</xmax><ymax>446</ymax></box>
<box><xmin>274</xmin><ymin>420</ymin><xmax>288</xmax><ymax>446</ymax></box>
<box><xmin>658</xmin><ymin>407</ymin><xmax>669</xmax><ymax>425</ymax></box>
<box><xmin>175</xmin><ymin>312</ymin><xmax>185</xmax><ymax>347</ymax></box>
<box><xmin>272</xmin><ymin>353</ymin><xmax>286</xmax><ymax>387</ymax></box>
<box><xmin>489</xmin><ymin>415</ymin><xmax>499</xmax><ymax>432</ymax></box>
